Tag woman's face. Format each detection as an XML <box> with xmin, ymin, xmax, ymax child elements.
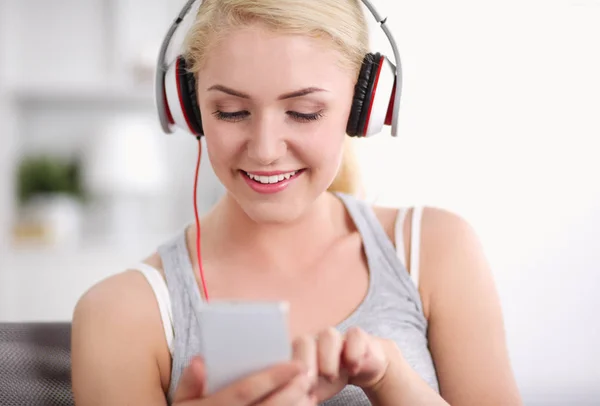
<box><xmin>196</xmin><ymin>23</ymin><xmax>356</xmax><ymax>224</ymax></box>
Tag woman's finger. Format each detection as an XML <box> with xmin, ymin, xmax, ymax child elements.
<box><xmin>207</xmin><ymin>361</ymin><xmax>306</xmax><ymax>406</ymax></box>
<box><xmin>292</xmin><ymin>334</ymin><xmax>318</xmax><ymax>382</ymax></box>
<box><xmin>173</xmin><ymin>356</ymin><xmax>207</xmax><ymax>403</ymax></box>
<box><xmin>342</xmin><ymin>327</ymin><xmax>369</xmax><ymax>375</ymax></box>
<box><xmin>316</xmin><ymin>327</ymin><xmax>343</xmax><ymax>382</ymax></box>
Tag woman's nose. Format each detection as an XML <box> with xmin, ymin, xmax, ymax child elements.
<box><xmin>246</xmin><ymin>115</ymin><xmax>287</xmax><ymax>166</ymax></box>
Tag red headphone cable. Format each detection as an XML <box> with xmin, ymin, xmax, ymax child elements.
<box><xmin>193</xmin><ymin>136</ymin><xmax>210</xmax><ymax>302</ymax></box>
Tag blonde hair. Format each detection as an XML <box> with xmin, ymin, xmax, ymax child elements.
<box><xmin>327</xmin><ymin>137</ymin><xmax>363</xmax><ymax>195</ymax></box>
<box><xmin>183</xmin><ymin>0</ymin><xmax>369</xmax><ymax>195</ymax></box>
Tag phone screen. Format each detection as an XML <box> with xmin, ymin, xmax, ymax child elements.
<box><xmin>198</xmin><ymin>300</ymin><xmax>292</xmax><ymax>394</ymax></box>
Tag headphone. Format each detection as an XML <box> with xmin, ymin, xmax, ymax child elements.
<box><xmin>155</xmin><ymin>0</ymin><xmax>403</xmax><ymax>138</ymax></box>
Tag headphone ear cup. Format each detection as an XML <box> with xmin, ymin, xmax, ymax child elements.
<box><xmin>347</xmin><ymin>53</ymin><xmax>381</xmax><ymax>137</ymax></box>
<box><xmin>176</xmin><ymin>57</ymin><xmax>204</xmax><ymax>136</ymax></box>
<box><xmin>164</xmin><ymin>56</ymin><xmax>204</xmax><ymax>136</ymax></box>
<box><xmin>164</xmin><ymin>57</ymin><xmax>204</xmax><ymax>136</ymax></box>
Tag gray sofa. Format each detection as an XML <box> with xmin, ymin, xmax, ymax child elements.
<box><xmin>0</xmin><ymin>323</ymin><xmax>74</xmax><ymax>405</ymax></box>
<box><xmin>2</xmin><ymin>323</ymin><xmax>596</xmax><ymax>406</ymax></box>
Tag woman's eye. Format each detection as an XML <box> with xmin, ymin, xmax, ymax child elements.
<box><xmin>287</xmin><ymin>111</ymin><xmax>324</xmax><ymax>123</ymax></box>
<box><xmin>212</xmin><ymin>110</ymin><xmax>249</xmax><ymax>122</ymax></box>
<box><xmin>212</xmin><ymin>110</ymin><xmax>323</xmax><ymax>123</ymax></box>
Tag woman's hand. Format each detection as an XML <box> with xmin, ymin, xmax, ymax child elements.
<box><xmin>292</xmin><ymin>326</ymin><xmax>399</xmax><ymax>403</ymax></box>
<box><xmin>172</xmin><ymin>356</ymin><xmax>316</xmax><ymax>406</ymax></box>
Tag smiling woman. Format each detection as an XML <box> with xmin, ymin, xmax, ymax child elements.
<box><xmin>185</xmin><ymin>0</ymin><xmax>367</xmax><ymax>200</ymax></box>
<box><xmin>71</xmin><ymin>1</ymin><xmax>523</xmax><ymax>406</ymax></box>
<box><xmin>195</xmin><ymin>22</ymin><xmax>357</xmax><ymax>224</ymax></box>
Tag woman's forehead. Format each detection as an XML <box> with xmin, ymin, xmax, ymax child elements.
<box><xmin>198</xmin><ymin>25</ymin><xmax>354</xmax><ymax>98</ymax></box>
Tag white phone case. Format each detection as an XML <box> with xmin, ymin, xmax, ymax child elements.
<box><xmin>197</xmin><ymin>300</ymin><xmax>292</xmax><ymax>395</ymax></box>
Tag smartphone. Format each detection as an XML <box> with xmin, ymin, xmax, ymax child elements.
<box><xmin>197</xmin><ymin>300</ymin><xmax>292</xmax><ymax>395</ymax></box>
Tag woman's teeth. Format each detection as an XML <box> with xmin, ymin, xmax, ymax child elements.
<box><xmin>245</xmin><ymin>171</ymin><xmax>298</xmax><ymax>184</ymax></box>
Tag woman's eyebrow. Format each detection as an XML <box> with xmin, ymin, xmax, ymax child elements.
<box><xmin>207</xmin><ymin>84</ymin><xmax>327</xmax><ymax>100</ymax></box>
<box><xmin>278</xmin><ymin>87</ymin><xmax>327</xmax><ymax>100</ymax></box>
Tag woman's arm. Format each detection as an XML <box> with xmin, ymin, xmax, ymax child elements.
<box><xmin>367</xmin><ymin>207</ymin><xmax>522</xmax><ymax>406</ymax></box>
<box><xmin>71</xmin><ymin>270</ymin><xmax>171</xmax><ymax>406</ymax></box>
<box><xmin>420</xmin><ymin>208</ymin><xmax>523</xmax><ymax>405</ymax></box>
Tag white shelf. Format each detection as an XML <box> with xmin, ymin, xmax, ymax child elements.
<box><xmin>0</xmin><ymin>235</ymin><xmax>174</xmax><ymax>322</ymax></box>
<box><xmin>9</xmin><ymin>84</ymin><xmax>155</xmax><ymax>108</ymax></box>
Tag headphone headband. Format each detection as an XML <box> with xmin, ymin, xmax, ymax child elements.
<box><xmin>155</xmin><ymin>0</ymin><xmax>403</xmax><ymax>137</ymax></box>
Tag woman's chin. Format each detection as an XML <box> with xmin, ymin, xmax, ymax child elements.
<box><xmin>241</xmin><ymin>200</ymin><xmax>308</xmax><ymax>225</ymax></box>
<box><xmin>221</xmin><ymin>176</ymin><xmax>332</xmax><ymax>225</ymax></box>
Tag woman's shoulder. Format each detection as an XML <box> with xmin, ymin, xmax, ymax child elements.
<box><xmin>71</xmin><ymin>252</ymin><xmax>172</xmax><ymax>395</ymax></box>
<box><xmin>373</xmin><ymin>203</ymin><xmax>486</xmax><ymax>314</ymax></box>
<box><xmin>72</xmin><ymin>249</ymin><xmax>170</xmax><ymax>349</ymax></box>
<box><xmin>72</xmin><ymin>254</ymin><xmax>168</xmax><ymax>356</ymax></box>
<box><xmin>74</xmin><ymin>252</ymin><xmax>165</xmax><ymax>321</ymax></box>
<box><xmin>369</xmin><ymin>201</ymin><xmax>473</xmax><ymax>246</ymax></box>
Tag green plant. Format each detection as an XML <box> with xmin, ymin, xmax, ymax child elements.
<box><xmin>17</xmin><ymin>155</ymin><xmax>85</xmax><ymax>204</ymax></box>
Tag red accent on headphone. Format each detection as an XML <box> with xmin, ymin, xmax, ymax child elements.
<box><xmin>384</xmin><ymin>77</ymin><xmax>397</xmax><ymax>126</ymax></box>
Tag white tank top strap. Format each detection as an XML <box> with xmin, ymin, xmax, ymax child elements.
<box><xmin>394</xmin><ymin>206</ymin><xmax>424</xmax><ymax>288</ymax></box>
<box><xmin>394</xmin><ymin>208</ymin><xmax>408</xmax><ymax>268</ymax></box>
<box><xmin>409</xmin><ymin>206</ymin><xmax>424</xmax><ymax>288</ymax></box>
<box><xmin>134</xmin><ymin>262</ymin><xmax>175</xmax><ymax>355</ymax></box>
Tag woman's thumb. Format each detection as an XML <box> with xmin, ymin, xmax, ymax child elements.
<box><xmin>173</xmin><ymin>356</ymin><xmax>206</xmax><ymax>403</ymax></box>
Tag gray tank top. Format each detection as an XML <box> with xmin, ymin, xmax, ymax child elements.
<box><xmin>158</xmin><ymin>192</ymin><xmax>439</xmax><ymax>404</ymax></box>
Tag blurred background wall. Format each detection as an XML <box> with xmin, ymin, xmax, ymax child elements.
<box><xmin>0</xmin><ymin>0</ymin><xmax>598</xmax><ymax>405</ymax></box>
